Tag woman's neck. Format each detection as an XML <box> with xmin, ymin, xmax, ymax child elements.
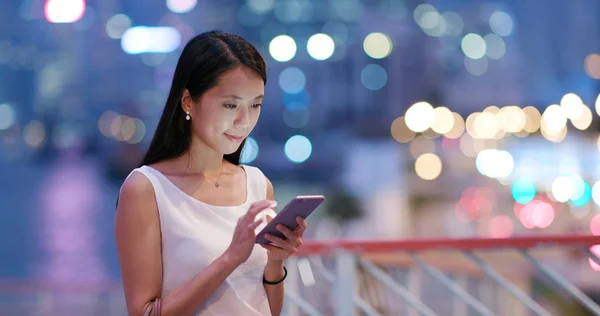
<box><xmin>177</xmin><ymin>140</ymin><xmax>225</xmax><ymax>175</ymax></box>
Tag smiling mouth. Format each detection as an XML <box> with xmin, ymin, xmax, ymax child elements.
<box><xmin>224</xmin><ymin>134</ymin><xmax>244</xmax><ymax>142</ymax></box>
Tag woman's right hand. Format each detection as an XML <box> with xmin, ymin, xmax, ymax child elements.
<box><xmin>225</xmin><ymin>200</ymin><xmax>277</xmax><ymax>265</ymax></box>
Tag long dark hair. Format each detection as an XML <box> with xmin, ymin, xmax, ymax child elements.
<box><xmin>140</xmin><ymin>30</ymin><xmax>267</xmax><ymax>167</ymax></box>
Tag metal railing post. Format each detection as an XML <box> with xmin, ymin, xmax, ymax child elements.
<box><xmin>333</xmin><ymin>250</ymin><xmax>356</xmax><ymax>316</ymax></box>
<box><xmin>284</xmin><ymin>257</ymin><xmax>300</xmax><ymax>316</ymax></box>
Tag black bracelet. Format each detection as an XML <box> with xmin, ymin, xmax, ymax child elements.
<box><xmin>263</xmin><ymin>266</ymin><xmax>287</xmax><ymax>285</ymax></box>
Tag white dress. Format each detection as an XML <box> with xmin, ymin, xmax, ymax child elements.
<box><xmin>127</xmin><ymin>164</ymin><xmax>276</xmax><ymax>315</ymax></box>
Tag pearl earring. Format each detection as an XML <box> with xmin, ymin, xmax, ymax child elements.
<box><xmin>185</xmin><ymin>112</ymin><xmax>190</xmax><ymax>121</ymax></box>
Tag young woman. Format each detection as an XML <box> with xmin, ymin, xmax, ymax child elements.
<box><xmin>115</xmin><ymin>31</ymin><xmax>307</xmax><ymax>316</ymax></box>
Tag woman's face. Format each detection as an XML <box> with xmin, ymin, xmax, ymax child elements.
<box><xmin>182</xmin><ymin>66</ymin><xmax>264</xmax><ymax>155</ymax></box>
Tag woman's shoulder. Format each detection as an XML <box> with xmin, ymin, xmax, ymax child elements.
<box><xmin>120</xmin><ymin>168</ymin><xmax>155</xmax><ymax>199</ymax></box>
<box><xmin>239</xmin><ymin>164</ymin><xmax>273</xmax><ymax>199</ymax></box>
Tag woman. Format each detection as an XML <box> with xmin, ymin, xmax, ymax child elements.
<box><xmin>115</xmin><ymin>30</ymin><xmax>306</xmax><ymax>316</ymax></box>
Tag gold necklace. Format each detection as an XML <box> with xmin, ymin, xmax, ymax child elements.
<box><xmin>202</xmin><ymin>163</ymin><xmax>224</xmax><ymax>188</ymax></box>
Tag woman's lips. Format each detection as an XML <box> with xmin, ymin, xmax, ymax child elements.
<box><xmin>224</xmin><ymin>133</ymin><xmax>244</xmax><ymax>142</ymax></box>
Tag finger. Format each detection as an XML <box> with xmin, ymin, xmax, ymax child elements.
<box><xmin>265</xmin><ymin>234</ymin><xmax>296</xmax><ymax>252</ymax></box>
<box><xmin>246</xmin><ymin>200</ymin><xmax>277</xmax><ymax>220</ymax></box>
<box><xmin>248</xmin><ymin>218</ymin><xmax>264</xmax><ymax>231</ymax></box>
<box><xmin>294</xmin><ymin>217</ymin><xmax>308</xmax><ymax>235</ymax></box>
<box><xmin>276</xmin><ymin>224</ymin><xmax>302</xmax><ymax>247</ymax></box>
<box><xmin>261</xmin><ymin>243</ymin><xmax>281</xmax><ymax>252</ymax></box>
<box><xmin>262</xmin><ymin>244</ymin><xmax>290</xmax><ymax>257</ymax></box>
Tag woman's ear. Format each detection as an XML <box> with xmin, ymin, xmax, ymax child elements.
<box><xmin>180</xmin><ymin>89</ymin><xmax>193</xmax><ymax>114</ymax></box>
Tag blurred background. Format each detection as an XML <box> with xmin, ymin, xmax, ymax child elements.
<box><xmin>2</xmin><ymin>0</ymin><xmax>600</xmax><ymax>315</ymax></box>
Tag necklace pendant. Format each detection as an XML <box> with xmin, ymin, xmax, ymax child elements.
<box><xmin>215</xmin><ymin>181</ymin><xmax>220</xmax><ymax>188</ymax></box>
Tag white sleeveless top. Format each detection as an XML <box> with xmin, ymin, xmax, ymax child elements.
<box><xmin>129</xmin><ymin>164</ymin><xmax>276</xmax><ymax>316</ymax></box>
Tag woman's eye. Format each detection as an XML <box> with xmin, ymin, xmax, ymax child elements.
<box><xmin>224</xmin><ymin>104</ymin><xmax>237</xmax><ymax>109</ymax></box>
<box><xmin>252</xmin><ymin>103</ymin><xmax>262</xmax><ymax>108</ymax></box>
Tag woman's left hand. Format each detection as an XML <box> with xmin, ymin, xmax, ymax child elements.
<box><xmin>261</xmin><ymin>216</ymin><xmax>307</xmax><ymax>261</ymax></box>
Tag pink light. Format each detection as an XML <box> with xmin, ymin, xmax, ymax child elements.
<box><xmin>588</xmin><ymin>245</ymin><xmax>600</xmax><ymax>271</ymax></box>
<box><xmin>488</xmin><ymin>215</ymin><xmax>513</xmax><ymax>238</ymax></box>
<box><xmin>518</xmin><ymin>202</ymin><xmax>536</xmax><ymax>229</ymax></box>
<box><xmin>530</xmin><ymin>202</ymin><xmax>554</xmax><ymax>228</ymax></box>
<box><xmin>44</xmin><ymin>0</ymin><xmax>86</xmax><ymax>23</ymax></box>
<box><xmin>591</xmin><ymin>214</ymin><xmax>600</xmax><ymax>235</ymax></box>
<box><xmin>518</xmin><ymin>200</ymin><xmax>555</xmax><ymax>229</ymax></box>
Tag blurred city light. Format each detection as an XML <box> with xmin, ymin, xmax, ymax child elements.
<box><xmin>166</xmin><ymin>0</ymin><xmax>197</xmax><ymax>14</ymax></box>
<box><xmin>360</xmin><ymin>64</ymin><xmax>387</xmax><ymax>90</ymax></box>
<box><xmin>431</xmin><ymin>106</ymin><xmax>454</xmax><ymax>134</ymax></box>
<box><xmin>307</xmin><ymin>33</ymin><xmax>335</xmax><ymax>61</ymax></box>
<box><xmin>475</xmin><ymin>149</ymin><xmax>514</xmax><ymax>178</ymax></box>
<box><xmin>484</xmin><ymin>34</ymin><xmax>506</xmax><ymax>59</ymax></box>
<box><xmin>363</xmin><ymin>32</ymin><xmax>393</xmax><ymax>59</ymax></box>
<box><xmin>488</xmin><ymin>215</ymin><xmax>513</xmax><ymax>238</ymax></box>
<box><xmin>106</xmin><ymin>14</ymin><xmax>132</xmax><ymax>39</ymax></box>
<box><xmin>518</xmin><ymin>200</ymin><xmax>555</xmax><ymax>229</ymax></box>
<box><xmin>390</xmin><ymin>116</ymin><xmax>416</xmax><ymax>143</ymax></box>
<box><xmin>512</xmin><ymin>177</ymin><xmax>536</xmax><ymax>204</ymax></box>
<box><xmin>269</xmin><ymin>35</ymin><xmax>297</xmax><ymax>62</ymax></box>
<box><xmin>247</xmin><ymin>0</ymin><xmax>275</xmax><ymax>14</ymax></box>
<box><xmin>415</xmin><ymin>153</ymin><xmax>442</xmax><ymax>180</ymax></box>
<box><xmin>241</xmin><ymin>137</ymin><xmax>259</xmax><ymax>164</ymax></box>
<box><xmin>44</xmin><ymin>0</ymin><xmax>86</xmax><ymax>23</ymax></box>
<box><xmin>489</xmin><ymin>11</ymin><xmax>514</xmax><ymax>37</ymax></box>
<box><xmin>284</xmin><ymin>135</ymin><xmax>312</xmax><ymax>163</ymax></box>
<box><xmin>0</xmin><ymin>104</ymin><xmax>15</xmax><ymax>130</ymax></box>
<box><xmin>121</xmin><ymin>26</ymin><xmax>181</xmax><ymax>54</ymax></box>
<box><xmin>278</xmin><ymin>67</ymin><xmax>306</xmax><ymax>94</ymax></box>
<box><xmin>461</xmin><ymin>33</ymin><xmax>487</xmax><ymax>59</ymax></box>
<box><xmin>405</xmin><ymin>102</ymin><xmax>435</xmax><ymax>133</ymax></box>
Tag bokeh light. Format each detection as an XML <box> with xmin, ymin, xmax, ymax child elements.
<box><xmin>241</xmin><ymin>136</ymin><xmax>259</xmax><ymax>163</ymax></box>
<box><xmin>431</xmin><ymin>106</ymin><xmax>454</xmax><ymax>134</ymax></box>
<box><xmin>484</xmin><ymin>34</ymin><xmax>506</xmax><ymax>59</ymax></box>
<box><xmin>405</xmin><ymin>102</ymin><xmax>435</xmax><ymax>133</ymax></box>
<box><xmin>363</xmin><ymin>32</ymin><xmax>393</xmax><ymax>59</ymax></box>
<box><xmin>0</xmin><ymin>104</ymin><xmax>16</xmax><ymax>130</ymax></box>
<box><xmin>278</xmin><ymin>67</ymin><xmax>306</xmax><ymax>94</ymax></box>
<box><xmin>105</xmin><ymin>14</ymin><xmax>132</xmax><ymax>39</ymax></box>
<box><xmin>512</xmin><ymin>177</ymin><xmax>536</xmax><ymax>204</ymax></box>
<box><xmin>166</xmin><ymin>0</ymin><xmax>197</xmax><ymax>14</ymax></box>
<box><xmin>360</xmin><ymin>64</ymin><xmax>387</xmax><ymax>90</ymax></box>
<box><xmin>307</xmin><ymin>33</ymin><xmax>335</xmax><ymax>60</ymax></box>
<box><xmin>284</xmin><ymin>135</ymin><xmax>312</xmax><ymax>163</ymax></box>
<box><xmin>461</xmin><ymin>33</ymin><xmax>487</xmax><ymax>60</ymax></box>
<box><xmin>475</xmin><ymin>149</ymin><xmax>514</xmax><ymax>178</ymax></box>
<box><xmin>415</xmin><ymin>153</ymin><xmax>443</xmax><ymax>180</ymax></box>
<box><xmin>45</xmin><ymin>0</ymin><xmax>86</xmax><ymax>23</ymax></box>
<box><xmin>390</xmin><ymin>116</ymin><xmax>416</xmax><ymax>143</ymax></box>
<box><xmin>518</xmin><ymin>200</ymin><xmax>555</xmax><ymax>229</ymax></box>
<box><xmin>121</xmin><ymin>27</ymin><xmax>181</xmax><ymax>54</ymax></box>
<box><xmin>489</xmin><ymin>11</ymin><xmax>514</xmax><ymax>37</ymax></box>
<box><xmin>488</xmin><ymin>215</ymin><xmax>513</xmax><ymax>238</ymax></box>
<box><xmin>269</xmin><ymin>35</ymin><xmax>297</xmax><ymax>62</ymax></box>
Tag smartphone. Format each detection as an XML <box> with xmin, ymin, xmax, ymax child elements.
<box><xmin>255</xmin><ymin>195</ymin><xmax>325</xmax><ymax>244</ymax></box>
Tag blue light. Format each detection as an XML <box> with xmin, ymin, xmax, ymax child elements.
<box><xmin>360</xmin><ymin>64</ymin><xmax>387</xmax><ymax>90</ymax></box>
<box><xmin>512</xmin><ymin>177</ymin><xmax>536</xmax><ymax>204</ymax></box>
<box><xmin>278</xmin><ymin>67</ymin><xmax>306</xmax><ymax>94</ymax></box>
<box><xmin>240</xmin><ymin>137</ymin><xmax>259</xmax><ymax>164</ymax></box>
<box><xmin>571</xmin><ymin>180</ymin><xmax>592</xmax><ymax>207</ymax></box>
<box><xmin>283</xmin><ymin>90</ymin><xmax>309</xmax><ymax>110</ymax></box>
<box><xmin>284</xmin><ymin>135</ymin><xmax>312</xmax><ymax>163</ymax></box>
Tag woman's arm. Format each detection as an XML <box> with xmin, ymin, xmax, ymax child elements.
<box><xmin>263</xmin><ymin>177</ymin><xmax>286</xmax><ymax>316</ymax></box>
<box><xmin>115</xmin><ymin>172</ymin><xmax>246</xmax><ymax>316</ymax></box>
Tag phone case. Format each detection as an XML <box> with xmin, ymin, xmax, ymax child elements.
<box><xmin>255</xmin><ymin>195</ymin><xmax>325</xmax><ymax>244</ymax></box>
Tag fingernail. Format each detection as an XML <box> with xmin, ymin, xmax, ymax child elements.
<box><xmin>270</xmin><ymin>200</ymin><xmax>278</xmax><ymax>207</ymax></box>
